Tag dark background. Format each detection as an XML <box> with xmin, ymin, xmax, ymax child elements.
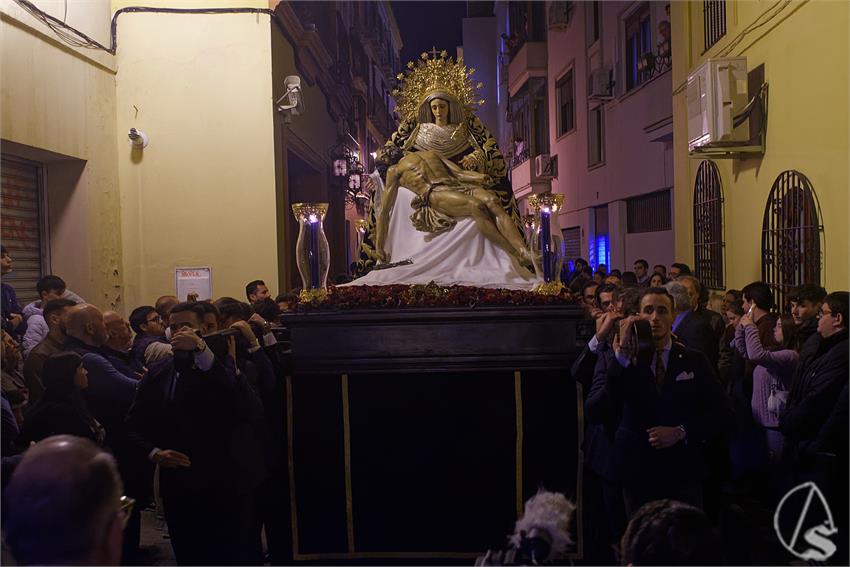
<box><xmin>391</xmin><ymin>1</ymin><xmax>495</xmax><ymax>66</ymax></box>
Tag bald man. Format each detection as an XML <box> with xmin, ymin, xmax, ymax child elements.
<box><xmin>102</xmin><ymin>311</ymin><xmax>145</xmax><ymax>380</ymax></box>
<box><xmin>155</xmin><ymin>295</ymin><xmax>180</xmax><ymax>326</ymax></box>
<box><xmin>4</xmin><ymin>435</ymin><xmax>126</xmax><ymax>565</ymax></box>
<box><xmin>63</xmin><ymin>304</ymin><xmax>137</xmax><ymax>444</ymax></box>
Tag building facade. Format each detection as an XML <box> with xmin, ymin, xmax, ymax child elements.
<box><xmin>671</xmin><ymin>0</ymin><xmax>848</xmax><ymax>298</ymax></box>
<box><xmin>490</xmin><ymin>0</ymin><xmax>675</xmax><ymax>273</ymax></box>
<box><xmin>0</xmin><ymin>0</ymin><xmax>400</xmax><ymax>310</ymax></box>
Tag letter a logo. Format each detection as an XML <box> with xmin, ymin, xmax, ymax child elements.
<box><xmin>774</xmin><ymin>481</ymin><xmax>837</xmax><ymax>561</ymax></box>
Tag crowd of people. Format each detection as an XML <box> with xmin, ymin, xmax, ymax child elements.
<box><xmin>1</xmin><ymin>241</ymin><xmax>847</xmax><ymax>565</ymax></box>
<box><xmin>568</xmin><ymin>258</ymin><xmax>848</xmax><ymax>565</ymax></box>
<box><xmin>2</xmin><ymin>246</ymin><xmax>294</xmax><ymax>565</ymax></box>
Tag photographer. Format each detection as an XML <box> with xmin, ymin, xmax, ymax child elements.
<box><xmin>125</xmin><ymin>302</ymin><xmax>263</xmax><ymax>564</ymax></box>
<box><xmin>600</xmin><ymin>288</ymin><xmax>729</xmax><ymax>516</ymax></box>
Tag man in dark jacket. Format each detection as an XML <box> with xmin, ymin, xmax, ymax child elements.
<box><xmin>666</xmin><ymin>281</ymin><xmax>719</xmax><ymax>369</ymax></box>
<box><xmin>789</xmin><ymin>283</ymin><xmax>827</xmax><ymax>346</ymax></box>
<box><xmin>126</xmin><ymin>302</ymin><xmax>265</xmax><ymax>565</ymax></box>
<box><xmin>129</xmin><ymin>305</ymin><xmax>171</xmax><ymax>367</ymax></box>
<box><xmin>601</xmin><ymin>287</ymin><xmax>729</xmax><ymax>516</ymax></box>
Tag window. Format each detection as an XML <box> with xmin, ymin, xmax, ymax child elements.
<box><xmin>509</xmin><ymin>78</ymin><xmax>548</xmax><ymax>168</ymax></box>
<box><xmin>1</xmin><ymin>156</ymin><xmax>49</xmax><ymax>306</ymax></box>
<box><xmin>562</xmin><ymin>226</ymin><xmax>581</xmax><ymax>269</ymax></box>
<box><xmin>761</xmin><ymin>170</ymin><xmax>823</xmax><ymax>311</ymax></box>
<box><xmin>556</xmin><ymin>70</ymin><xmax>575</xmax><ymax>136</ymax></box>
<box><xmin>703</xmin><ymin>0</ymin><xmax>726</xmax><ymax>51</ymax></box>
<box><xmin>590</xmin><ymin>206</ymin><xmax>609</xmax><ymax>270</ymax></box>
<box><xmin>585</xmin><ymin>1</ymin><xmax>600</xmax><ymax>46</ymax></box>
<box><xmin>627</xmin><ymin>189</ymin><xmax>672</xmax><ymax>233</ymax></box>
<box><xmin>625</xmin><ymin>4</ymin><xmax>652</xmax><ymax>91</ymax></box>
<box><xmin>693</xmin><ymin>161</ymin><xmax>724</xmax><ymax>290</ymax></box>
<box><xmin>588</xmin><ymin>106</ymin><xmax>604</xmax><ymax>167</ymax></box>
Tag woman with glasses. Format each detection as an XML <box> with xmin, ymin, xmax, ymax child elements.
<box><xmin>18</xmin><ymin>351</ymin><xmax>105</xmax><ymax>447</ymax></box>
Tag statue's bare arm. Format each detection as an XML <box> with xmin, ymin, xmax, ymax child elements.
<box><xmin>375</xmin><ymin>164</ymin><xmax>401</xmax><ymax>262</ymax></box>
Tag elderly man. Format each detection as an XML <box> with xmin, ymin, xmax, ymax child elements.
<box><xmin>665</xmin><ymin>280</ymin><xmax>719</xmax><ymax>369</ymax></box>
<box><xmin>63</xmin><ymin>304</ymin><xmax>138</xmax><ymax>443</ymax></box>
<box><xmin>103</xmin><ymin>311</ymin><xmax>145</xmax><ymax>380</ymax></box>
<box><xmin>22</xmin><ymin>298</ymin><xmax>77</xmax><ymax>405</ymax></box>
<box><xmin>599</xmin><ymin>287</ymin><xmax>728</xmax><ymax>515</ymax></box>
<box><xmin>4</xmin><ymin>435</ymin><xmax>128</xmax><ymax>566</ymax></box>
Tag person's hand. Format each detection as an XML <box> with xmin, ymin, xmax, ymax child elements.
<box><xmin>153</xmin><ymin>449</ymin><xmax>191</xmax><ymax>468</ymax></box>
<box><xmin>596</xmin><ymin>309</ymin><xmax>621</xmax><ymax>343</ymax></box>
<box><xmin>134</xmin><ymin>366</ymin><xmax>149</xmax><ymax>381</ymax></box>
<box><xmin>647</xmin><ymin>426</ymin><xmax>685</xmax><ymax>449</ymax></box>
<box><xmin>8</xmin><ymin>313</ymin><xmax>22</xmax><ymax>330</ymax></box>
<box><xmin>740</xmin><ymin>313</ymin><xmax>754</xmax><ymax>327</ymax></box>
<box><xmin>170</xmin><ymin>328</ymin><xmax>203</xmax><ymax>351</ymax></box>
<box><xmin>460</xmin><ymin>154</ymin><xmax>478</xmax><ymax>170</ymax></box>
<box><xmin>591</xmin><ymin>307</ymin><xmax>605</xmax><ymax>321</ymax></box>
<box><xmin>186</xmin><ymin>292</ymin><xmax>199</xmax><ymax>302</ymax></box>
<box><xmin>229</xmin><ymin>320</ymin><xmax>258</xmax><ymax>345</ymax></box>
<box><xmin>248</xmin><ymin>313</ymin><xmax>272</xmax><ymax>335</ymax></box>
<box><xmin>614</xmin><ymin>315</ymin><xmax>640</xmax><ymax>357</ymax></box>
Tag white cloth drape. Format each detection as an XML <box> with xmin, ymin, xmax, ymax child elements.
<box><xmin>346</xmin><ymin>184</ymin><xmax>540</xmax><ymax>290</ymax></box>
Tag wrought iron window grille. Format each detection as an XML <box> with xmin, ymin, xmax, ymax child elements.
<box><xmin>693</xmin><ymin>161</ymin><xmax>725</xmax><ymax>290</ymax></box>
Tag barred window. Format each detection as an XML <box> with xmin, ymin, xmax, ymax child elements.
<box><xmin>693</xmin><ymin>161</ymin><xmax>724</xmax><ymax>290</ymax></box>
<box><xmin>627</xmin><ymin>189</ymin><xmax>671</xmax><ymax>233</ymax></box>
<box><xmin>761</xmin><ymin>170</ymin><xmax>824</xmax><ymax>311</ymax></box>
<box><xmin>625</xmin><ymin>3</ymin><xmax>651</xmax><ymax>91</ymax></box>
<box><xmin>703</xmin><ymin>0</ymin><xmax>726</xmax><ymax>51</ymax></box>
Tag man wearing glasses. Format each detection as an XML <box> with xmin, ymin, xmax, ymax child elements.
<box><xmin>4</xmin><ymin>435</ymin><xmax>131</xmax><ymax>566</ymax></box>
<box><xmin>129</xmin><ymin>305</ymin><xmax>172</xmax><ymax>367</ymax></box>
<box><xmin>781</xmin><ymin>291</ymin><xmax>848</xmax><ymax>468</ymax></box>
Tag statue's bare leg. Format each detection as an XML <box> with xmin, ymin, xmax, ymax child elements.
<box><xmin>428</xmin><ymin>190</ymin><xmax>529</xmax><ymax>265</ymax></box>
<box><xmin>472</xmin><ymin>189</ymin><xmax>531</xmax><ymax>257</ymax></box>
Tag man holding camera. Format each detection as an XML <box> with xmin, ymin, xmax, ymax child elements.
<box><xmin>599</xmin><ymin>288</ymin><xmax>729</xmax><ymax>517</ymax></box>
<box><xmin>126</xmin><ymin>302</ymin><xmax>264</xmax><ymax>565</ymax></box>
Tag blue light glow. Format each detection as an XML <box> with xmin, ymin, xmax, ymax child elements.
<box><xmin>592</xmin><ymin>234</ymin><xmax>610</xmax><ymax>270</ymax></box>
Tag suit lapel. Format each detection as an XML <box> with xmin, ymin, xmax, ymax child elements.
<box><xmin>663</xmin><ymin>343</ymin><xmax>688</xmax><ymax>386</ymax></box>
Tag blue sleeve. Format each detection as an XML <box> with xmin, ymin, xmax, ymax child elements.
<box><xmin>81</xmin><ymin>353</ymin><xmax>138</xmax><ymax>405</ymax></box>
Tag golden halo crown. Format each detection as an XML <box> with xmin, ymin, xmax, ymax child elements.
<box><xmin>391</xmin><ymin>48</ymin><xmax>485</xmax><ymax>121</ymax></box>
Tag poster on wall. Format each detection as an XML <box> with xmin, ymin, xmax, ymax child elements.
<box><xmin>175</xmin><ymin>267</ymin><xmax>212</xmax><ymax>301</ymax></box>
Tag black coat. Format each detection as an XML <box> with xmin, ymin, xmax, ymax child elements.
<box><xmin>601</xmin><ymin>342</ymin><xmax>730</xmax><ymax>488</ymax></box>
<box><xmin>674</xmin><ymin>310</ymin><xmax>720</xmax><ymax>370</ymax></box>
<box><xmin>780</xmin><ymin>330</ymin><xmax>849</xmax><ymax>465</ymax></box>
<box><xmin>583</xmin><ymin>346</ymin><xmax>622</xmax><ymax>479</ymax></box>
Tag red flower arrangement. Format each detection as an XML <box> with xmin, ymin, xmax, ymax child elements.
<box><xmin>293</xmin><ymin>282</ymin><xmax>579</xmax><ymax>311</ymax></box>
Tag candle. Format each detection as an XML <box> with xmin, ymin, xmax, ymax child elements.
<box><xmin>541</xmin><ymin>208</ymin><xmax>552</xmax><ymax>282</ymax></box>
<box><xmin>308</xmin><ymin>214</ymin><xmax>320</xmax><ymax>288</ymax></box>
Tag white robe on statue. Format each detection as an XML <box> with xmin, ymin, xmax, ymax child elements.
<box><xmin>347</xmin><ymin>174</ymin><xmax>540</xmax><ymax>290</ymax></box>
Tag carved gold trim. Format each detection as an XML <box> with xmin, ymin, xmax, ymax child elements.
<box><xmin>285</xmin><ymin>376</ymin><xmax>301</xmax><ymax>558</ymax></box>
<box><xmin>341</xmin><ymin>373</ymin><xmax>355</xmax><ymax>553</ymax></box>
<box><xmin>514</xmin><ymin>370</ymin><xmax>524</xmax><ymax>518</ymax></box>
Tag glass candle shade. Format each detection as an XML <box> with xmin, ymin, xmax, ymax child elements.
<box><xmin>528</xmin><ymin>194</ymin><xmax>565</xmax><ymax>283</ymax></box>
<box><xmin>291</xmin><ymin>203</ymin><xmax>330</xmax><ymax>291</ymax></box>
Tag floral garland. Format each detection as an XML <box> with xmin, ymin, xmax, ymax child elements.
<box><xmin>292</xmin><ymin>283</ymin><xmax>578</xmax><ymax>312</ymax></box>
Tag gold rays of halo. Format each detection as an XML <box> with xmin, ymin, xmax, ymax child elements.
<box><xmin>391</xmin><ymin>47</ymin><xmax>485</xmax><ymax>120</ymax></box>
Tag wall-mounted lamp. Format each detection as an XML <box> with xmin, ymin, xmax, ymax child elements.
<box><xmin>128</xmin><ymin>127</ymin><xmax>149</xmax><ymax>149</ymax></box>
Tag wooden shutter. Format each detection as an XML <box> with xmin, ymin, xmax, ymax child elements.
<box><xmin>1</xmin><ymin>156</ymin><xmax>46</xmax><ymax>306</ymax></box>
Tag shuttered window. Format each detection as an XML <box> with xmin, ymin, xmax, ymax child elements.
<box><xmin>1</xmin><ymin>156</ymin><xmax>48</xmax><ymax>306</ymax></box>
<box><xmin>627</xmin><ymin>189</ymin><xmax>672</xmax><ymax>233</ymax></box>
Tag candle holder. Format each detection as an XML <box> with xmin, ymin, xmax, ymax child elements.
<box><xmin>291</xmin><ymin>203</ymin><xmax>330</xmax><ymax>303</ymax></box>
<box><xmin>354</xmin><ymin>218</ymin><xmax>369</xmax><ymax>256</ymax></box>
<box><xmin>521</xmin><ymin>213</ymin><xmax>537</xmax><ymax>249</ymax></box>
<box><xmin>528</xmin><ymin>194</ymin><xmax>565</xmax><ymax>295</ymax></box>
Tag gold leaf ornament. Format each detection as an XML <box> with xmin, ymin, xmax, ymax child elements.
<box><xmin>392</xmin><ymin>50</ymin><xmax>486</xmax><ymax>121</ymax></box>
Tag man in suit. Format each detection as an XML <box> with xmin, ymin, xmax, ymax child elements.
<box><xmin>126</xmin><ymin>302</ymin><xmax>265</xmax><ymax>565</ymax></box>
<box><xmin>665</xmin><ymin>281</ymin><xmax>719</xmax><ymax>368</ymax></box>
<box><xmin>600</xmin><ymin>287</ymin><xmax>729</xmax><ymax>517</ymax></box>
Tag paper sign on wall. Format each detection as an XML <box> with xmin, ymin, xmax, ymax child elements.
<box><xmin>175</xmin><ymin>267</ymin><xmax>212</xmax><ymax>301</ymax></box>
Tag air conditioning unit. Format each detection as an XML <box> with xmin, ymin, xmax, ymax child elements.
<box><xmin>588</xmin><ymin>67</ymin><xmax>613</xmax><ymax>100</ymax></box>
<box><xmin>534</xmin><ymin>154</ymin><xmax>557</xmax><ymax>179</ymax></box>
<box><xmin>687</xmin><ymin>57</ymin><xmax>750</xmax><ymax>152</ymax></box>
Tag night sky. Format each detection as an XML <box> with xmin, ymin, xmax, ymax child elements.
<box><xmin>391</xmin><ymin>1</ymin><xmax>469</xmax><ymax>66</ymax></box>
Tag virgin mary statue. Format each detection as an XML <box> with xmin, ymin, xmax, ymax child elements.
<box><xmin>350</xmin><ymin>50</ymin><xmax>539</xmax><ymax>290</ymax></box>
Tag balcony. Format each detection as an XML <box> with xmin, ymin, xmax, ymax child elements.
<box><xmin>511</xmin><ymin>153</ymin><xmax>551</xmax><ymax>200</ymax></box>
<box><xmin>508</xmin><ymin>41</ymin><xmax>547</xmax><ymax>97</ymax></box>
